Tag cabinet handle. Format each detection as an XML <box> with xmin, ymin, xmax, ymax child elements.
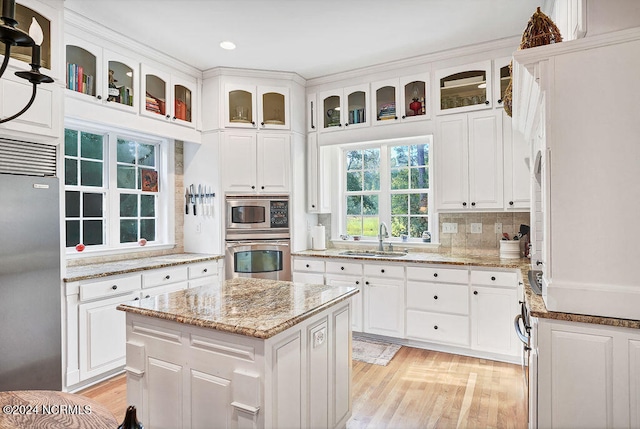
<box><xmin>261</xmin><ymin>121</ymin><xmax>265</xmax><ymax>126</ymax></box>
<box><xmin>434</xmin><ymin>295</ymin><xmax>438</xmax><ymax>300</ymax></box>
<box><xmin>498</xmin><ymin>99</ymin><xmax>503</xmax><ymax>104</ymax></box>
<box><xmin>509</xmin><ymin>201</ymin><xmax>514</xmax><ymax>206</ymax></box>
<box><xmin>251</xmin><ymin>185</ymin><xmax>255</xmax><ymax>189</ymax></box>
<box><xmin>172</xmin><ymin>116</ymin><xmax>177</xmax><ymax>121</ymax></box>
<box><xmin>484</xmin><ymin>100</ymin><xmax>490</xmax><ymax>105</ymax></box>
<box><xmin>401</xmin><ymin>115</ymin><xmax>406</xmax><ymax>119</ymax></box>
<box><xmin>165</xmin><ymin>275</ymin><xmax>171</xmax><ymax>280</ymax></box>
<box><xmin>134</xmin><ymin>297</ymin><xmax>140</xmax><ymax>300</ymax></box>
<box><xmin>462</xmin><ymin>202</ymin><xmax>467</xmax><ymax>207</ymax></box>
<box><xmin>394</xmin><ymin>116</ymin><xmax>398</xmax><ymax>120</ymax></box>
<box><xmin>491</xmin><ymin>276</ymin><xmax>496</xmax><ymax>281</ymax></box>
<box><xmin>311</xmin><ymin>125</ymin><xmax>315</xmax><ymax>129</ymax></box>
<box><xmin>166</xmin><ymin>114</ymin><xmax>171</xmax><ymax>119</ymax></box>
<box><xmin>473</xmin><ymin>290</ymin><xmax>478</xmax><ymax>295</ymax></box>
<box><xmin>203</xmin><ymin>268</ymin><xmax>208</xmax><ymax>273</ymax></box>
<box><xmin>341</xmin><ymin>266</ymin><xmax>345</xmax><ymax>270</ymax></box>
<box><xmin>471</xmin><ymin>202</ymin><xmax>476</xmax><ymax>206</ymax></box>
<box><xmin>306</xmin><ymin>264</ymin><xmax>310</xmax><ymax>268</ymax></box>
<box><xmin>261</xmin><ymin>186</ymin><xmax>265</xmax><ymax>190</ymax></box>
<box><xmin>96</xmin><ymin>95</ymin><xmax>102</xmax><ymax>100</ymax></box>
<box><xmin>145</xmin><ymin>295</ymin><xmax>150</xmax><ymax>298</ymax></box>
<box><xmin>112</xmin><ymin>285</ymin><xmax>118</xmax><ymax>290</ymax></box>
<box><xmin>251</xmin><ymin>121</ymin><xmax>255</xmax><ymax>126</ymax></box>
<box><xmin>381</xmin><ymin>269</ymin><xmax>385</xmax><ymax>273</ymax></box>
<box><xmin>311</xmin><ymin>204</ymin><xmax>315</xmax><ymax>208</ymax></box>
<box><xmin>536</xmin><ymin>260</ymin><xmax>543</xmax><ymax>266</ymax></box>
<box><xmin>355</xmin><ymin>281</ymin><xmax>360</xmax><ymax>285</ymax></box>
<box><xmin>434</xmin><ymin>325</ymin><xmax>438</xmax><ymax>330</ymax></box>
<box><xmin>345</xmin><ymin>123</ymin><xmax>349</xmax><ymax>127</ymax></box>
<box><xmin>365</xmin><ymin>281</ymin><xmax>369</xmax><ymax>285</ymax></box>
<box><xmin>338</xmin><ymin>123</ymin><xmax>342</xmax><ymax>127</ymax></box>
<box><xmin>433</xmin><ymin>273</ymin><xmax>438</xmax><ymax>278</ymax></box>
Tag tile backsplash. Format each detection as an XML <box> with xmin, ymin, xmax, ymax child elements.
<box><xmin>438</xmin><ymin>212</ymin><xmax>530</xmax><ymax>251</ymax></box>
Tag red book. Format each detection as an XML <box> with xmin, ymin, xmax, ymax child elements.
<box><xmin>77</xmin><ymin>66</ymin><xmax>83</xmax><ymax>93</ymax></box>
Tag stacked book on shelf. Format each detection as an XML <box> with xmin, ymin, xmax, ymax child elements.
<box><xmin>348</xmin><ymin>108</ymin><xmax>365</xmax><ymax>124</ymax></box>
<box><xmin>377</xmin><ymin>102</ymin><xmax>396</xmax><ymax>120</ymax></box>
<box><xmin>119</xmin><ymin>86</ymin><xmax>133</xmax><ymax>106</ymax></box>
<box><xmin>175</xmin><ymin>99</ymin><xmax>188</xmax><ymax>121</ymax></box>
<box><xmin>145</xmin><ymin>92</ymin><xmax>163</xmax><ymax>114</ymax></box>
<box><xmin>66</xmin><ymin>63</ymin><xmax>94</xmax><ymax>95</ymax></box>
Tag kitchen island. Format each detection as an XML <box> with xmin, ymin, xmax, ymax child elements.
<box><xmin>117</xmin><ymin>277</ymin><xmax>358</xmax><ymax>429</ymax></box>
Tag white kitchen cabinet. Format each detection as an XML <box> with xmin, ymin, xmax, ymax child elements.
<box><xmin>318</xmin><ymin>84</ymin><xmax>369</xmax><ymax>132</ymax></box>
<box><xmin>493</xmin><ymin>57</ymin><xmax>512</xmax><ymax>110</ymax></box>
<box><xmin>220</xmin><ymin>131</ymin><xmax>290</xmax><ymax>193</ymax></box>
<box><xmin>370</xmin><ymin>78</ymin><xmax>400</xmax><ymax>126</ymax></box>
<box><xmin>436</xmin><ymin>111</ymin><xmax>503</xmax><ymax>210</ymax></box>
<box><xmin>306</xmin><ymin>133</ymin><xmax>332</xmax><ymax>213</ymax></box>
<box><xmin>435</xmin><ymin>60</ymin><xmax>493</xmax><ymax>115</ymax></box>
<box><xmin>224</xmin><ymin>83</ymin><xmax>289</xmax><ymax>130</ymax></box>
<box><xmin>470</xmin><ymin>269</ymin><xmax>520</xmax><ymax>356</ymax></box>
<box><xmin>371</xmin><ymin>74</ymin><xmax>430</xmax><ymax>126</ymax></box>
<box><xmin>188</xmin><ymin>259</ymin><xmax>223</xmax><ymax>288</ymax></box>
<box><xmin>292</xmin><ymin>257</ymin><xmax>325</xmax><ymax>284</ymax></box>
<box><xmin>363</xmin><ymin>263</ymin><xmax>405</xmax><ymax>338</ymax></box>
<box><xmin>140</xmin><ymin>64</ymin><xmax>197</xmax><ymax>128</ymax></box>
<box><xmin>326</xmin><ymin>276</ymin><xmax>363</xmax><ymax>332</ymax></box>
<box><xmin>536</xmin><ymin>318</ymin><xmax>640</xmax><ymax>429</ymax></box>
<box><xmin>503</xmin><ymin>109</ymin><xmax>530</xmax><ymax>209</ymax></box>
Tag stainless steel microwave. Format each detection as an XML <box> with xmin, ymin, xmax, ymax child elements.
<box><xmin>225</xmin><ymin>195</ymin><xmax>289</xmax><ymax>231</ymax></box>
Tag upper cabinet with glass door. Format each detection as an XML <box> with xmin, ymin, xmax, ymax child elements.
<box><xmin>224</xmin><ymin>84</ymin><xmax>289</xmax><ymax>130</ymax></box>
<box><xmin>435</xmin><ymin>60</ymin><xmax>493</xmax><ymax>115</ymax></box>
<box><xmin>493</xmin><ymin>57</ymin><xmax>511</xmax><ymax>110</ymax></box>
<box><xmin>65</xmin><ymin>35</ymin><xmax>137</xmax><ymax>113</ymax></box>
<box><xmin>318</xmin><ymin>84</ymin><xmax>369</xmax><ymax>133</ymax></box>
<box><xmin>140</xmin><ymin>64</ymin><xmax>197</xmax><ymax>128</ymax></box>
<box><xmin>371</xmin><ymin>74</ymin><xmax>430</xmax><ymax>126</ymax></box>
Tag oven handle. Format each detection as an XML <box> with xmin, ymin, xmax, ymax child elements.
<box><xmin>514</xmin><ymin>314</ymin><xmax>529</xmax><ymax>345</ymax></box>
<box><xmin>226</xmin><ymin>241</ymin><xmax>290</xmax><ymax>248</ymax></box>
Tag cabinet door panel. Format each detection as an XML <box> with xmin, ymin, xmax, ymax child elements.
<box><xmin>222</xmin><ymin>132</ymin><xmax>257</xmax><ymax>192</ymax></box>
<box><xmin>257</xmin><ymin>133</ymin><xmax>290</xmax><ymax>192</ymax></box>
<box><xmin>190</xmin><ymin>370</ymin><xmax>231</xmax><ymax>429</ymax></box>
<box><xmin>364</xmin><ymin>279</ymin><xmax>404</xmax><ymax>337</ymax></box>
<box><xmin>436</xmin><ymin>115</ymin><xmax>468</xmax><ymax>210</ymax></box>
<box><xmin>326</xmin><ymin>276</ymin><xmax>362</xmax><ymax>332</ymax></box>
<box><xmin>468</xmin><ymin>111</ymin><xmax>503</xmax><ymax>209</ymax></box>
<box><xmin>146</xmin><ymin>357</ymin><xmax>183</xmax><ymax>429</ymax></box>
<box><xmin>471</xmin><ymin>286</ymin><xmax>517</xmax><ymax>354</ymax></box>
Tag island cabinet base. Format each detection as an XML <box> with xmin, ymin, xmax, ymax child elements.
<box><xmin>123</xmin><ymin>301</ymin><xmax>352</xmax><ymax>429</ymax></box>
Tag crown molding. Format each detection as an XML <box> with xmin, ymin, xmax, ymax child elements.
<box><xmin>202</xmin><ymin>66</ymin><xmax>306</xmax><ymax>86</ymax></box>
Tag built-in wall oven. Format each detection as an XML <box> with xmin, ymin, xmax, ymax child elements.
<box><xmin>224</xmin><ymin>195</ymin><xmax>291</xmax><ymax>281</ymax></box>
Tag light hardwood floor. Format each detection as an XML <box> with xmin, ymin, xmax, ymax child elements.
<box><xmin>80</xmin><ymin>346</ymin><xmax>527</xmax><ymax>428</ymax></box>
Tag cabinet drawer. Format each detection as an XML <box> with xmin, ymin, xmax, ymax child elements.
<box><xmin>326</xmin><ymin>261</ymin><xmax>362</xmax><ymax>276</ymax></box>
<box><xmin>188</xmin><ymin>261</ymin><xmax>218</xmax><ymax>280</ymax></box>
<box><xmin>407</xmin><ymin>266</ymin><xmax>468</xmax><ymax>284</ymax></box>
<box><xmin>406</xmin><ymin>281</ymin><xmax>469</xmax><ymax>315</ymax></box>
<box><xmin>363</xmin><ymin>263</ymin><xmax>404</xmax><ymax>279</ymax></box>
<box><xmin>142</xmin><ymin>266</ymin><xmax>189</xmax><ymax>288</ymax></box>
<box><xmin>140</xmin><ymin>281</ymin><xmax>189</xmax><ymax>299</ymax></box>
<box><xmin>79</xmin><ymin>274</ymin><xmax>141</xmax><ymax>302</ymax></box>
<box><xmin>293</xmin><ymin>258</ymin><xmax>325</xmax><ymax>273</ymax></box>
<box><xmin>406</xmin><ymin>310</ymin><xmax>469</xmax><ymax>346</ymax></box>
<box><xmin>470</xmin><ymin>270</ymin><xmax>518</xmax><ymax>288</ymax></box>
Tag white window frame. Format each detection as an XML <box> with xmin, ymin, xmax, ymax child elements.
<box><xmin>64</xmin><ymin>119</ymin><xmax>175</xmax><ymax>259</ymax></box>
<box><xmin>339</xmin><ymin>135</ymin><xmax>435</xmax><ymax>245</ymax></box>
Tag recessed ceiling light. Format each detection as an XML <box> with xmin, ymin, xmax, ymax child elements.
<box><xmin>220</xmin><ymin>41</ymin><xmax>236</xmax><ymax>50</ymax></box>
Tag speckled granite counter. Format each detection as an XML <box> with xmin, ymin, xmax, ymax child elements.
<box><xmin>117</xmin><ymin>277</ymin><xmax>359</xmax><ymax>339</ymax></box>
<box><xmin>293</xmin><ymin>248</ymin><xmax>640</xmax><ymax>329</ymax></box>
<box><xmin>64</xmin><ymin>253</ymin><xmax>223</xmax><ymax>282</ymax></box>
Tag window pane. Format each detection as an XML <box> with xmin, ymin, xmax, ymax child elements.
<box><xmin>391</xmin><ymin>194</ymin><xmax>408</xmax><ymax>215</ymax></box>
<box><xmin>411</xmin><ymin>166</ymin><xmax>429</xmax><ymax>189</ymax></box>
<box><xmin>138</xmin><ymin>144</ymin><xmax>155</xmax><ymax>167</ymax></box>
<box><xmin>391</xmin><ymin>168</ymin><xmax>409</xmax><ymax>190</ymax></box>
<box><xmin>362</xmin><ymin>216</ymin><xmax>379</xmax><ymax>237</ymax></box>
<box><xmin>120</xmin><ymin>193</ymin><xmax>138</xmax><ymax>217</ymax></box>
<box><xmin>346</xmin><ymin>195</ymin><xmax>361</xmax><ymax>215</ymax></box>
<box><xmin>346</xmin><ymin>171</ymin><xmax>362</xmax><ymax>192</ymax></box>
<box><xmin>80</xmin><ymin>160</ymin><xmax>103</xmax><ymax>187</ymax></box>
<box><xmin>363</xmin><ymin>149</ymin><xmax>380</xmax><ymax>169</ymax></box>
<box><xmin>411</xmin><ymin>144</ymin><xmax>429</xmax><ymax>167</ymax></box>
<box><xmin>409</xmin><ymin>216</ymin><xmax>429</xmax><ymax>238</ymax></box>
<box><xmin>83</xmin><ymin>220</ymin><xmax>104</xmax><ymax>245</ymax></box>
<box><xmin>390</xmin><ymin>146</ymin><xmax>408</xmax><ymax>167</ymax></box>
<box><xmin>117</xmin><ymin>165</ymin><xmax>136</xmax><ymax>189</ymax></box>
<box><xmin>117</xmin><ymin>139</ymin><xmax>136</xmax><ymax>163</ymax></box>
<box><xmin>363</xmin><ymin>171</ymin><xmax>380</xmax><ymax>190</ymax></box>
<box><xmin>64</xmin><ymin>129</ymin><xmax>78</xmax><ymax>156</ymax></box>
<box><xmin>410</xmin><ymin>193</ymin><xmax>429</xmax><ymax>214</ymax></box>
<box><xmin>346</xmin><ymin>151</ymin><xmax>362</xmax><ymax>170</ymax></box>
<box><xmin>83</xmin><ymin>193</ymin><xmax>103</xmax><ymax>217</ymax></box>
<box><xmin>362</xmin><ymin>195</ymin><xmax>378</xmax><ymax>215</ymax></box>
<box><xmin>391</xmin><ymin>216</ymin><xmax>408</xmax><ymax>237</ymax></box>
<box><xmin>66</xmin><ymin>220</ymin><xmax>80</xmax><ymax>247</ymax></box>
<box><xmin>120</xmin><ymin>220</ymin><xmax>138</xmax><ymax>243</ymax></box>
<box><xmin>346</xmin><ymin>216</ymin><xmax>362</xmax><ymax>236</ymax></box>
<box><xmin>140</xmin><ymin>219</ymin><xmax>155</xmax><ymax>241</ymax></box>
<box><xmin>65</xmin><ymin>159</ymin><xmax>77</xmax><ymax>186</ymax></box>
<box><xmin>80</xmin><ymin>132</ymin><xmax>103</xmax><ymax>160</ymax></box>
<box><xmin>140</xmin><ymin>195</ymin><xmax>155</xmax><ymax>217</ymax></box>
<box><xmin>65</xmin><ymin>191</ymin><xmax>80</xmax><ymax>217</ymax></box>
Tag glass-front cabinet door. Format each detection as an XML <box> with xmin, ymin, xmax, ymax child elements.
<box><xmin>258</xmin><ymin>86</ymin><xmax>289</xmax><ymax>130</ymax></box>
<box><xmin>173</xmin><ymin>82</ymin><xmax>193</xmax><ymax>124</ymax></box>
<box><xmin>344</xmin><ymin>84</ymin><xmax>369</xmax><ymax>129</ymax></box>
<box><xmin>141</xmin><ymin>65</ymin><xmax>169</xmax><ymax>120</ymax></box>
<box><xmin>436</xmin><ymin>60</ymin><xmax>492</xmax><ymax>115</ymax></box>
<box><xmin>400</xmin><ymin>74</ymin><xmax>430</xmax><ymax>121</ymax></box>
<box><xmin>104</xmin><ymin>50</ymin><xmax>136</xmax><ymax>111</ymax></box>
<box><xmin>319</xmin><ymin>89</ymin><xmax>343</xmax><ymax>132</ymax></box>
<box><xmin>494</xmin><ymin>57</ymin><xmax>511</xmax><ymax>109</ymax></box>
<box><xmin>65</xmin><ymin>35</ymin><xmax>103</xmax><ymax>101</ymax></box>
<box><xmin>372</xmin><ymin>79</ymin><xmax>400</xmax><ymax>126</ymax></box>
<box><xmin>225</xmin><ymin>84</ymin><xmax>256</xmax><ymax>128</ymax></box>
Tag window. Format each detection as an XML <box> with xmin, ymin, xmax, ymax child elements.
<box><xmin>64</xmin><ymin>124</ymin><xmax>171</xmax><ymax>254</ymax></box>
<box><xmin>343</xmin><ymin>137</ymin><xmax>432</xmax><ymax>241</ymax></box>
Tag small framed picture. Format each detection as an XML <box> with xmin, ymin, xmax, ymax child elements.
<box><xmin>141</xmin><ymin>169</ymin><xmax>158</xmax><ymax>192</ymax></box>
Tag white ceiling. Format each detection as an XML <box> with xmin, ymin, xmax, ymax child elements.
<box><xmin>63</xmin><ymin>0</ymin><xmax>542</xmax><ymax>80</ymax></box>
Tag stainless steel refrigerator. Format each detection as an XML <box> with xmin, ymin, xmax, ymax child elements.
<box><xmin>0</xmin><ymin>173</ymin><xmax>62</xmax><ymax>390</ymax></box>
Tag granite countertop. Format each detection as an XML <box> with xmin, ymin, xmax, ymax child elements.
<box><xmin>64</xmin><ymin>253</ymin><xmax>223</xmax><ymax>282</ymax></box>
<box><xmin>294</xmin><ymin>248</ymin><xmax>640</xmax><ymax>329</ymax></box>
<box><xmin>117</xmin><ymin>277</ymin><xmax>358</xmax><ymax>339</ymax></box>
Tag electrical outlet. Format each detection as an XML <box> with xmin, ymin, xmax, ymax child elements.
<box><xmin>313</xmin><ymin>327</ymin><xmax>326</xmax><ymax>348</ymax></box>
<box><xmin>442</xmin><ymin>222</ymin><xmax>458</xmax><ymax>233</ymax></box>
<box><xmin>495</xmin><ymin>222</ymin><xmax>503</xmax><ymax>234</ymax></box>
<box><xmin>471</xmin><ymin>223</ymin><xmax>482</xmax><ymax>234</ymax></box>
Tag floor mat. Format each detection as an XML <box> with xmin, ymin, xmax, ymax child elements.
<box><xmin>352</xmin><ymin>336</ymin><xmax>402</xmax><ymax>366</ymax></box>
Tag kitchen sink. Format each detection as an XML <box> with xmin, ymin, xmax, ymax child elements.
<box><xmin>339</xmin><ymin>250</ymin><xmax>408</xmax><ymax>258</ymax></box>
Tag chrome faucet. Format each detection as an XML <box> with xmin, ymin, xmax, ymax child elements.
<box><xmin>378</xmin><ymin>222</ymin><xmax>389</xmax><ymax>251</ymax></box>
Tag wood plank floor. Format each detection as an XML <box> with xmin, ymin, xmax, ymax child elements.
<box><xmin>79</xmin><ymin>346</ymin><xmax>527</xmax><ymax>428</ymax></box>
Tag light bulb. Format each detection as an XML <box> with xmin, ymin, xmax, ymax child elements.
<box><xmin>29</xmin><ymin>17</ymin><xmax>44</xmax><ymax>46</ymax></box>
